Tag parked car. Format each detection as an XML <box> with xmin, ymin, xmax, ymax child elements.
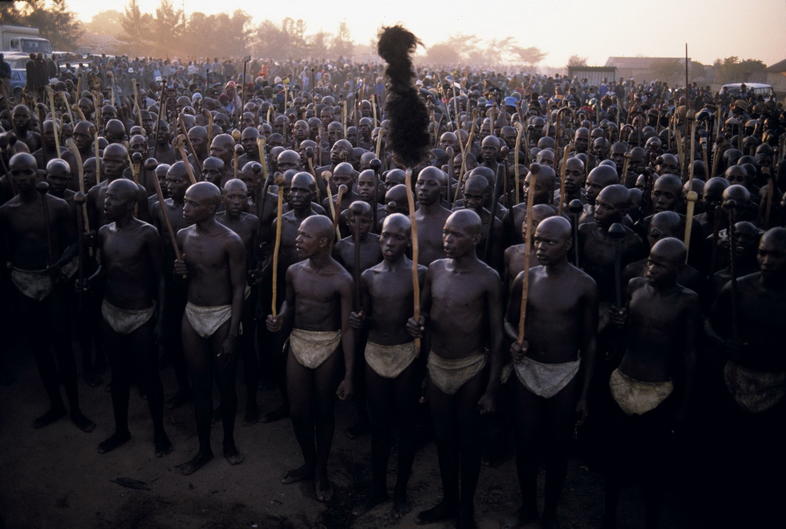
<box><xmin>10</xmin><ymin>68</ymin><xmax>26</xmax><ymax>93</ymax></box>
<box><xmin>719</xmin><ymin>83</ymin><xmax>775</xmax><ymax>98</ymax></box>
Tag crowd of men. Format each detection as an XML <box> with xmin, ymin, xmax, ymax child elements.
<box><xmin>0</xmin><ymin>54</ymin><xmax>784</xmax><ymax>529</ymax></box>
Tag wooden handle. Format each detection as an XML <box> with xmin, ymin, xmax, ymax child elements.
<box><xmin>514</xmin><ymin>123</ymin><xmax>522</xmax><ymax>204</ymax></box>
<box><xmin>517</xmin><ymin>172</ymin><xmax>537</xmax><ymax>344</ymax></box>
<box><xmin>177</xmin><ymin>146</ymin><xmax>197</xmax><ymax>185</ymax></box>
<box><xmin>47</xmin><ymin>87</ymin><xmax>61</xmax><ymax>156</ymax></box>
<box><xmin>271</xmin><ymin>185</ymin><xmax>284</xmax><ymax>317</ymax></box>
<box><xmin>404</xmin><ymin>169</ymin><xmax>421</xmax><ymax>351</ymax></box>
<box><xmin>151</xmin><ymin>172</ymin><xmax>181</xmax><ymax>261</ymax></box>
<box><xmin>65</xmin><ymin>138</ymin><xmax>91</xmax><ymax>233</ymax></box>
<box><xmin>683</xmin><ymin>190</ymin><xmax>697</xmax><ymax>263</ymax></box>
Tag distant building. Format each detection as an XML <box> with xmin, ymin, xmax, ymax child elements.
<box><xmin>766</xmin><ymin>59</ymin><xmax>786</xmax><ymax>96</ymax></box>
<box><xmin>567</xmin><ymin>66</ymin><xmax>616</xmax><ymax>86</ymax></box>
<box><xmin>605</xmin><ymin>56</ymin><xmax>686</xmax><ymax>82</ymax></box>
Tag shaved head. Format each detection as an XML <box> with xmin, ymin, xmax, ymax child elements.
<box><xmin>446</xmin><ymin>208</ymin><xmax>482</xmax><ymax>237</ymax></box>
<box><xmin>650</xmin><ymin>237</ymin><xmax>687</xmax><ymax>264</ymax></box>
<box><xmin>300</xmin><ymin>214</ymin><xmax>335</xmax><ymax>244</ymax></box>
<box><xmin>382</xmin><ymin>212</ymin><xmax>411</xmax><ymax>232</ymax></box>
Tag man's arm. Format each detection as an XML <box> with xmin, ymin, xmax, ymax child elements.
<box><xmin>337</xmin><ymin>275</ymin><xmax>355</xmax><ymax>400</ymax></box>
<box><xmin>225</xmin><ymin>234</ymin><xmax>247</xmax><ymax>341</ymax></box>
<box><xmin>577</xmin><ymin>278</ymin><xmax>599</xmax><ymax>422</ymax></box>
<box><xmin>483</xmin><ymin>270</ymin><xmax>504</xmax><ymax>401</ymax></box>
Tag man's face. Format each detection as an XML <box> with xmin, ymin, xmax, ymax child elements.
<box><xmin>103</xmin><ymin>186</ymin><xmax>129</xmax><ymax>222</ymax></box>
<box><xmin>481</xmin><ymin>140</ymin><xmax>498</xmax><ymax>162</ymax></box>
<box><xmin>102</xmin><ymin>149</ymin><xmax>127</xmax><ymax>179</ymax></box>
<box><xmin>295</xmin><ymin>223</ymin><xmax>324</xmax><ymax>259</ymax></box>
<box><xmin>536</xmin><ymin>150</ymin><xmax>554</xmax><ymax>168</ymax></box>
<box><xmin>288</xmin><ymin>181</ymin><xmax>311</xmax><ymax>209</ymax></box>
<box><xmin>182</xmin><ymin>189</ymin><xmax>212</xmax><ymax>223</ymax></box>
<box><xmin>442</xmin><ymin>218</ymin><xmax>476</xmax><ymax>258</ymax></box>
<box><xmin>74</xmin><ymin>127</ymin><xmax>93</xmax><ymax>151</ymax></box>
<box><xmin>210</xmin><ymin>140</ymin><xmax>230</xmax><ymax>161</ymax></box>
<box><xmin>611</xmin><ymin>147</ymin><xmax>625</xmax><ymax>168</ymax></box>
<box><xmin>349</xmin><ymin>212</ymin><xmax>372</xmax><ymax>237</ymax></box>
<box><xmin>294</xmin><ymin>122</ymin><xmax>308</xmax><ymax>141</ymax></box>
<box><xmin>380</xmin><ymin>222</ymin><xmax>409</xmax><ymax>260</ymax></box>
<box><xmin>202</xmin><ymin>161</ymin><xmax>223</xmax><ymax>185</ymax></box>
<box><xmin>242</xmin><ymin>134</ymin><xmax>258</xmax><ymax>156</ymax></box>
<box><xmin>129</xmin><ymin>136</ymin><xmax>146</xmax><ymax>156</ymax></box>
<box><xmin>332</xmin><ymin>170</ymin><xmax>353</xmax><ymax>190</ymax></box>
<box><xmin>523</xmin><ymin>172</ymin><xmax>550</xmax><ymax>204</ymax></box>
<box><xmin>534</xmin><ymin>224</ymin><xmax>568</xmax><ymax>266</ymax></box>
<box><xmin>594</xmin><ymin>195</ymin><xmax>623</xmax><ymax>226</ymax></box>
<box><xmin>644</xmin><ymin>251</ymin><xmax>678</xmax><ymax>286</ymax></box>
<box><xmin>652</xmin><ymin>183</ymin><xmax>678</xmax><ymax>213</ymax></box>
<box><xmin>356</xmin><ymin>175</ymin><xmax>376</xmax><ymax>201</ymax></box>
<box><xmin>189</xmin><ymin>132</ymin><xmax>206</xmax><ymax>154</ymax></box>
<box><xmin>239</xmin><ymin>170</ymin><xmax>258</xmax><ymax>196</ymax></box>
<box><xmin>42</xmin><ymin>123</ymin><xmax>56</xmax><ymax>149</ymax></box>
<box><xmin>46</xmin><ymin>166</ymin><xmax>71</xmax><ymax>195</ymax></box>
<box><xmin>463</xmin><ymin>182</ymin><xmax>486</xmax><ymax>211</ymax></box>
<box><xmin>416</xmin><ymin>172</ymin><xmax>442</xmax><ymax>206</ymax></box>
<box><xmin>11</xmin><ymin>160</ymin><xmax>38</xmax><ymax>193</ymax></box>
<box><xmin>166</xmin><ymin>171</ymin><xmax>189</xmax><ymax>200</ymax></box>
<box><xmin>758</xmin><ymin>235</ymin><xmax>786</xmax><ymax>279</ymax></box>
<box><xmin>223</xmin><ymin>185</ymin><xmax>246</xmax><ymax>216</ymax></box>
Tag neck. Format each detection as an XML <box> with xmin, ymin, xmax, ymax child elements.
<box><xmin>195</xmin><ymin>216</ymin><xmax>216</xmax><ymax>232</ymax></box>
<box><xmin>19</xmin><ymin>188</ymin><xmax>37</xmax><ymax>202</ymax></box>
<box><xmin>544</xmin><ymin>257</ymin><xmax>570</xmax><ymax>274</ymax></box>
<box><xmin>309</xmin><ymin>250</ymin><xmax>332</xmax><ymax>268</ymax></box>
<box><xmin>450</xmin><ymin>250</ymin><xmax>478</xmax><ymax>270</ymax></box>
<box><xmin>293</xmin><ymin>203</ymin><xmax>310</xmax><ymax>217</ymax></box>
<box><xmin>418</xmin><ymin>200</ymin><xmax>442</xmax><ymax>214</ymax></box>
<box><xmin>115</xmin><ymin>212</ymin><xmax>135</xmax><ymax>228</ymax></box>
<box><xmin>383</xmin><ymin>253</ymin><xmax>407</xmax><ymax>270</ymax></box>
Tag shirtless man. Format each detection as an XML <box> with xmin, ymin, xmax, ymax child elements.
<box><xmin>91</xmin><ymin>179</ymin><xmax>172</xmax><ymax>456</ymax></box>
<box><xmin>201</xmin><ymin>156</ymin><xmax>226</xmax><ymax>187</ymax></box>
<box><xmin>707</xmin><ymin>227</ymin><xmax>786</xmax><ymax>527</ymax></box>
<box><xmin>509</xmin><ymin>165</ymin><xmax>556</xmax><ymax>244</ymax></box>
<box><xmin>151</xmin><ymin>162</ymin><xmax>193</xmax><ymax>407</ymax></box>
<box><xmin>0</xmin><ymin>153</ymin><xmax>93</xmax><ymax>431</ymax></box>
<box><xmin>217</xmin><ymin>178</ymin><xmax>260</xmax><ymax>422</ymax></box>
<box><xmin>407</xmin><ymin>209</ymin><xmax>503</xmax><ymax>529</ymax></box>
<box><xmin>266</xmin><ymin>215</ymin><xmax>354</xmax><ymax>502</ymax></box>
<box><xmin>86</xmin><ymin>143</ymin><xmax>149</xmax><ymax>229</ymax></box>
<box><xmin>334</xmin><ymin>201</ymin><xmax>382</xmax><ymax>276</ymax></box>
<box><xmin>503</xmin><ymin>204</ymin><xmax>556</xmax><ymax>289</ymax></box>
<box><xmin>174</xmin><ymin>181</ymin><xmax>246</xmax><ymax>475</ymax></box>
<box><xmin>349</xmin><ymin>213</ymin><xmax>426</xmax><ymax>515</ymax></box>
<box><xmin>415</xmin><ymin>166</ymin><xmax>452</xmax><ymax>266</ymax></box>
<box><xmin>454</xmin><ymin>173</ymin><xmax>505</xmax><ymax>271</ymax></box>
<box><xmin>604</xmin><ymin>237</ymin><xmax>698</xmax><ymax>529</ymax></box>
<box><xmin>505</xmin><ymin>216</ymin><xmax>598</xmax><ymax>529</ymax></box>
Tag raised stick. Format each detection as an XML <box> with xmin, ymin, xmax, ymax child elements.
<box><xmin>517</xmin><ymin>166</ymin><xmax>538</xmax><ymax>344</ymax></box>
<box><xmin>683</xmin><ymin>190</ymin><xmax>698</xmax><ymax>263</ymax></box>
<box><xmin>514</xmin><ymin>123</ymin><xmax>523</xmax><ymax>204</ymax></box>
<box><xmin>271</xmin><ymin>176</ymin><xmax>285</xmax><ymax>317</ymax></box>
<box><xmin>65</xmin><ymin>138</ymin><xmax>90</xmax><ymax>233</ymax></box>
<box><xmin>404</xmin><ymin>169</ymin><xmax>421</xmax><ymax>351</ymax></box>
<box><xmin>46</xmin><ymin>87</ymin><xmax>60</xmax><ymax>156</ymax></box>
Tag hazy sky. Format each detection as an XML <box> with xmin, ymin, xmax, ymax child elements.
<box><xmin>66</xmin><ymin>0</ymin><xmax>786</xmax><ymax>67</ymax></box>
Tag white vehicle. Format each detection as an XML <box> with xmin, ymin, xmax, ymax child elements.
<box><xmin>0</xmin><ymin>25</ymin><xmax>52</xmax><ymax>56</ymax></box>
<box><xmin>719</xmin><ymin>83</ymin><xmax>775</xmax><ymax>98</ymax></box>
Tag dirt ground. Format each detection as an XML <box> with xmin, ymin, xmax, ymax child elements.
<box><xmin>0</xmin><ymin>347</ymin><xmax>701</xmax><ymax>529</ymax></box>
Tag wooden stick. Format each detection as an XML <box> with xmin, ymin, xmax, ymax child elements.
<box><xmin>151</xmin><ymin>168</ymin><xmax>182</xmax><ymax>261</ymax></box>
<box><xmin>371</xmin><ymin>94</ymin><xmax>378</xmax><ymax>128</ymax></box>
<box><xmin>514</xmin><ymin>123</ymin><xmax>523</xmax><ymax>204</ymax></box>
<box><xmin>94</xmin><ymin>133</ymin><xmax>101</xmax><ymax>183</ymax></box>
<box><xmin>179</xmin><ymin>117</ymin><xmax>201</xmax><ymax>179</ymax></box>
<box><xmin>133</xmin><ymin>80</ymin><xmax>144</xmax><ymax>131</ymax></box>
<box><xmin>46</xmin><ymin>87</ymin><xmax>61</xmax><ymax>156</ymax></box>
<box><xmin>60</xmin><ymin>92</ymin><xmax>74</xmax><ymax>126</ymax></box>
<box><xmin>176</xmin><ymin>144</ymin><xmax>197</xmax><ymax>185</ymax></box>
<box><xmin>342</xmin><ymin>100</ymin><xmax>348</xmax><ymax>139</ymax></box>
<box><xmin>65</xmin><ymin>138</ymin><xmax>90</xmax><ymax>233</ymax></box>
<box><xmin>334</xmin><ymin>184</ymin><xmax>347</xmax><ymax>237</ymax></box>
<box><xmin>517</xmin><ymin>168</ymin><xmax>538</xmax><ymax>344</ymax></box>
<box><xmin>271</xmin><ymin>177</ymin><xmax>284</xmax><ymax>317</ymax></box>
<box><xmin>557</xmin><ymin>143</ymin><xmax>571</xmax><ymax>215</ymax></box>
<box><xmin>404</xmin><ymin>169</ymin><xmax>421</xmax><ymax>351</ymax></box>
<box><xmin>323</xmin><ymin>171</ymin><xmax>342</xmax><ymax>241</ymax></box>
<box><xmin>683</xmin><ymin>190</ymin><xmax>697</xmax><ymax>263</ymax></box>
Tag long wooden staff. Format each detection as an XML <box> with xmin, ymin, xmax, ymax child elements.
<box><xmin>60</xmin><ymin>92</ymin><xmax>75</xmax><ymax>126</ymax></box>
<box><xmin>333</xmin><ymin>184</ymin><xmax>348</xmax><ymax>237</ymax></box>
<box><xmin>133</xmin><ymin>80</ymin><xmax>144</xmax><ymax>131</ymax></box>
<box><xmin>271</xmin><ymin>175</ymin><xmax>284</xmax><ymax>317</ymax></box>
<box><xmin>175</xmin><ymin>140</ymin><xmax>197</xmax><ymax>185</ymax></box>
<box><xmin>323</xmin><ymin>171</ymin><xmax>342</xmax><ymax>241</ymax></box>
<box><xmin>514</xmin><ymin>122</ymin><xmax>523</xmax><ymax>204</ymax></box>
<box><xmin>404</xmin><ymin>169</ymin><xmax>421</xmax><ymax>351</ymax></box>
<box><xmin>65</xmin><ymin>138</ymin><xmax>90</xmax><ymax>233</ymax></box>
<box><xmin>94</xmin><ymin>133</ymin><xmax>101</xmax><ymax>183</ymax></box>
<box><xmin>517</xmin><ymin>165</ymin><xmax>538</xmax><ymax>345</ymax></box>
<box><xmin>557</xmin><ymin>143</ymin><xmax>571</xmax><ymax>215</ymax></box>
<box><xmin>683</xmin><ymin>190</ymin><xmax>698</xmax><ymax>263</ymax></box>
<box><xmin>257</xmin><ymin>137</ymin><xmax>270</xmax><ymax>219</ymax></box>
<box><xmin>150</xmin><ymin>162</ymin><xmax>185</xmax><ymax>280</ymax></box>
<box><xmin>371</xmin><ymin>94</ymin><xmax>378</xmax><ymax>128</ymax></box>
<box><xmin>178</xmin><ymin>117</ymin><xmax>202</xmax><ymax>179</ymax></box>
<box><xmin>46</xmin><ymin>87</ymin><xmax>60</xmax><ymax>155</ymax></box>
<box><xmin>687</xmin><ymin>115</ymin><xmax>697</xmax><ymax>183</ymax></box>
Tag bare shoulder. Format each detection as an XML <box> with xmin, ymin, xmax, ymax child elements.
<box><xmin>569</xmin><ymin>264</ymin><xmax>597</xmax><ymax>291</ymax></box>
<box><xmin>629</xmin><ymin>276</ymin><xmax>647</xmax><ymax>293</ymax></box>
<box><xmin>478</xmin><ymin>260</ymin><xmax>500</xmax><ymax>284</ymax></box>
<box><xmin>429</xmin><ymin>258</ymin><xmax>448</xmax><ymax>275</ymax></box>
<box><xmin>139</xmin><ymin>220</ymin><xmax>160</xmax><ymax>239</ymax></box>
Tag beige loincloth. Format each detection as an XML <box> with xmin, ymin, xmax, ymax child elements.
<box><xmin>244</xmin><ymin>284</ymin><xmax>251</xmax><ymax>300</ymax></box>
<box><xmin>364</xmin><ymin>340</ymin><xmax>418</xmax><ymax>378</ymax></box>
<box><xmin>515</xmin><ymin>355</ymin><xmax>581</xmax><ymax>398</ymax></box>
<box><xmin>724</xmin><ymin>361</ymin><xmax>786</xmax><ymax>414</ymax></box>
<box><xmin>185</xmin><ymin>302</ymin><xmax>232</xmax><ymax>339</ymax></box>
<box><xmin>289</xmin><ymin>328</ymin><xmax>342</xmax><ymax>369</ymax></box>
<box><xmin>428</xmin><ymin>351</ymin><xmax>487</xmax><ymax>395</ymax></box>
<box><xmin>101</xmin><ymin>299</ymin><xmax>155</xmax><ymax>335</ymax></box>
<box><xmin>10</xmin><ymin>267</ymin><xmax>53</xmax><ymax>301</ymax></box>
<box><xmin>609</xmin><ymin>368</ymin><xmax>673</xmax><ymax>416</ymax></box>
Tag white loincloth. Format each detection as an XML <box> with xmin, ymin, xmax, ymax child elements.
<box><xmin>514</xmin><ymin>355</ymin><xmax>581</xmax><ymax>398</ymax></box>
<box><xmin>724</xmin><ymin>361</ymin><xmax>786</xmax><ymax>414</ymax></box>
<box><xmin>10</xmin><ymin>267</ymin><xmax>53</xmax><ymax>301</ymax></box>
<box><xmin>101</xmin><ymin>299</ymin><xmax>155</xmax><ymax>335</ymax></box>
<box><xmin>609</xmin><ymin>368</ymin><xmax>673</xmax><ymax>416</ymax></box>
<box><xmin>289</xmin><ymin>328</ymin><xmax>342</xmax><ymax>369</ymax></box>
<box><xmin>364</xmin><ymin>340</ymin><xmax>418</xmax><ymax>378</ymax></box>
<box><xmin>428</xmin><ymin>351</ymin><xmax>487</xmax><ymax>395</ymax></box>
<box><xmin>61</xmin><ymin>257</ymin><xmax>79</xmax><ymax>279</ymax></box>
<box><xmin>185</xmin><ymin>302</ymin><xmax>232</xmax><ymax>339</ymax></box>
<box><xmin>244</xmin><ymin>284</ymin><xmax>251</xmax><ymax>300</ymax></box>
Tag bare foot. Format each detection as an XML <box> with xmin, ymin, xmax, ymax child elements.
<box><xmin>97</xmin><ymin>431</ymin><xmax>131</xmax><ymax>454</ymax></box>
<box><xmin>71</xmin><ymin>411</ymin><xmax>96</xmax><ymax>433</ymax></box>
<box><xmin>223</xmin><ymin>443</ymin><xmax>244</xmax><ymax>465</ymax></box>
<box><xmin>315</xmin><ymin>478</ymin><xmax>333</xmax><ymax>503</ymax></box>
<box><xmin>33</xmin><ymin>406</ymin><xmax>66</xmax><ymax>429</ymax></box>
<box><xmin>154</xmin><ymin>433</ymin><xmax>173</xmax><ymax>457</ymax></box>
<box><xmin>176</xmin><ymin>451</ymin><xmax>214</xmax><ymax>475</ymax></box>
<box><xmin>281</xmin><ymin>464</ymin><xmax>314</xmax><ymax>484</ymax></box>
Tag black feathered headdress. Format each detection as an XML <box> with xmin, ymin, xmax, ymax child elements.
<box><xmin>377</xmin><ymin>26</ymin><xmax>430</xmax><ymax>168</ymax></box>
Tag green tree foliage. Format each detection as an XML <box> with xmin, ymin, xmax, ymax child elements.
<box><xmin>0</xmin><ymin>0</ymin><xmax>83</xmax><ymax>50</ymax></box>
<box><xmin>713</xmin><ymin>56</ymin><xmax>766</xmax><ymax>83</ymax></box>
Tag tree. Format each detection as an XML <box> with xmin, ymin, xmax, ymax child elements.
<box><xmin>567</xmin><ymin>55</ymin><xmax>588</xmax><ymax>67</ymax></box>
<box><xmin>119</xmin><ymin>0</ymin><xmax>153</xmax><ymax>56</ymax></box>
<box><xmin>423</xmin><ymin>43</ymin><xmax>461</xmax><ymax>65</ymax></box>
<box><xmin>330</xmin><ymin>21</ymin><xmax>353</xmax><ymax>59</ymax></box>
<box><xmin>713</xmin><ymin>56</ymin><xmax>767</xmax><ymax>83</ymax></box>
<box><xmin>0</xmin><ymin>0</ymin><xmax>83</xmax><ymax>50</ymax></box>
<box><xmin>149</xmin><ymin>0</ymin><xmax>185</xmax><ymax>56</ymax></box>
<box><xmin>651</xmin><ymin>59</ymin><xmax>683</xmax><ymax>84</ymax></box>
<box><xmin>85</xmin><ymin>10</ymin><xmax>124</xmax><ymax>37</ymax></box>
<box><xmin>510</xmin><ymin>46</ymin><xmax>547</xmax><ymax>67</ymax></box>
